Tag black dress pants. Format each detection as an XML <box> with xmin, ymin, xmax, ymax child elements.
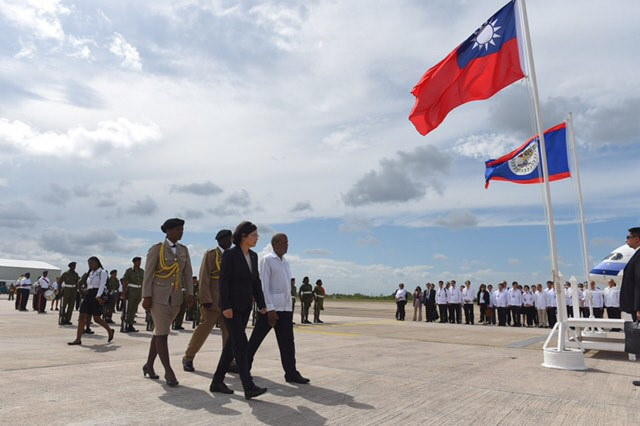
<box><xmin>593</xmin><ymin>307</ymin><xmax>604</xmax><ymax>318</ymax></box>
<box><xmin>438</xmin><ymin>304</ymin><xmax>448</xmax><ymax>323</ymax></box>
<box><xmin>510</xmin><ymin>306</ymin><xmax>521</xmax><ymax>326</ymax></box>
<box><xmin>396</xmin><ymin>301</ymin><xmax>406</xmax><ymax>320</ymax></box>
<box><xmin>213</xmin><ymin>308</ymin><xmax>254</xmax><ymax>390</ymax></box>
<box><xmin>498</xmin><ymin>307</ymin><xmax>507</xmax><ymax>326</ymax></box>
<box><xmin>247</xmin><ymin>311</ymin><xmax>297</xmax><ymax>378</ymax></box>
<box><xmin>463</xmin><ymin>303</ymin><xmax>474</xmax><ymax>324</ymax></box>
<box><xmin>547</xmin><ymin>307</ymin><xmax>557</xmax><ymax>327</ymax></box>
<box><xmin>17</xmin><ymin>288</ymin><xmax>30</xmax><ymax>310</ymax></box>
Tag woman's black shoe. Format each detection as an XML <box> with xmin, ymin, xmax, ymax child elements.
<box><xmin>165</xmin><ymin>376</ymin><xmax>179</xmax><ymax>387</ymax></box>
<box><xmin>142</xmin><ymin>365</ymin><xmax>159</xmax><ymax>379</ymax></box>
<box><xmin>210</xmin><ymin>381</ymin><xmax>234</xmax><ymax>394</ymax></box>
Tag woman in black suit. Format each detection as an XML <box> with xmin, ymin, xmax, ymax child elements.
<box><xmin>477</xmin><ymin>284</ymin><xmax>491</xmax><ymax>325</ymax></box>
<box><xmin>210</xmin><ymin>221</ymin><xmax>267</xmax><ymax>400</ymax></box>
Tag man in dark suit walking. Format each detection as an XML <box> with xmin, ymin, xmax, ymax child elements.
<box><xmin>620</xmin><ymin>227</ymin><xmax>640</xmax><ymax>387</ymax></box>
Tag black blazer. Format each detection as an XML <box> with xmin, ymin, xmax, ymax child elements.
<box><xmin>424</xmin><ymin>288</ymin><xmax>436</xmax><ymax>306</ymax></box>
<box><xmin>620</xmin><ymin>249</ymin><xmax>640</xmax><ymax>314</ymax></box>
<box><xmin>476</xmin><ymin>290</ymin><xmax>490</xmax><ymax>305</ymax></box>
<box><xmin>219</xmin><ymin>246</ymin><xmax>266</xmax><ymax>312</ymax></box>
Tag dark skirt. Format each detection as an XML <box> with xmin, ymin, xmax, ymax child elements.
<box><xmin>80</xmin><ymin>288</ymin><xmax>103</xmax><ymax>316</ymax></box>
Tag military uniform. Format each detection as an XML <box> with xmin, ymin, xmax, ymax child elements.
<box><xmin>123</xmin><ymin>266</ymin><xmax>144</xmax><ymax>331</ymax></box>
<box><xmin>172</xmin><ymin>287</ymin><xmax>188</xmax><ymax>330</ymax></box>
<box><xmin>60</xmin><ymin>267</ymin><xmax>80</xmax><ymax>324</ymax></box>
<box><xmin>104</xmin><ymin>275</ymin><xmax>119</xmax><ymax>322</ymax></box>
<box><xmin>184</xmin><ymin>246</ymin><xmax>230</xmax><ymax>366</ymax></box>
<box><xmin>299</xmin><ymin>281</ymin><xmax>313</xmax><ymax>324</ymax></box>
<box><xmin>291</xmin><ymin>280</ymin><xmax>297</xmax><ymax>320</ymax></box>
<box><xmin>142</xmin><ymin>239</ymin><xmax>193</xmax><ymax>336</ymax></box>
<box><xmin>313</xmin><ymin>282</ymin><xmax>325</xmax><ymax>323</ymax></box>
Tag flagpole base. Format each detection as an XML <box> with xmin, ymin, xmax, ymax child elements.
<box><xmin>542</xmin><ymin>348</ymin><xmax>586</xmax><ymax>370</ymax></box>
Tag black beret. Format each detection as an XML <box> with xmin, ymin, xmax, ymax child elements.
<box><xmin>68</xmin><ymin>262</ymin><xmax>76</xmax><ymax>267</ymax></box>
<box><xmin>132</xmin><ymin>256</ymin><xmax>141</xmax><ymax>262</ymax></box>
<box><xmin>161</xmin><ymin>218</ymin><xmax>185</xmax><ymax>233</ymax></box>
<box><xmin>215</xmin><ymin>229</ymin><xmax>232</xmax><ymax>241</ymax></box>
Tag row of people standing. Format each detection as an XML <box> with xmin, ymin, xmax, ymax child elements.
<box><xmin>396</xmin><ymin>279</ymin><xmax>622</xmax><ymax>328</ymax></box>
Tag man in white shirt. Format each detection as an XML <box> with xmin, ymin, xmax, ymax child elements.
<box><xmin>435</xmin><ymin>281</ymin><xmax>448</xmax><ymax>323</ymax></box>
<box><xmin>545</xmin><ymin>281</ymin><xmax>558</xmax><ymax>327</ymax></box>
<box><xmin>564</xmin><ymin>282</ymin><xmax>574</xmax><ymax>318</ymax></box>
<box><xmin>603</xmin><ymin>279</ymin><xmax>621</xmax><ymax>319</ymax></box>
<box><xmin>395</xmin><ymin>283</ymin><xmax>409</xmax><ymax>321</ymax></box>
<box><xmin>35</xmin><ymin>271</ymin><xmax>51</xmax><ymax>314</ymax></box>
<box><xmin>16</xmin><ymin>273</ymin><xmax>32</xmax><ymax>311</ymax></box>
<box><xmin>495</xmin><ymin>283</ymin><xmax>508</xmax><ymax>326</ymax></box>
<box><xmin>588</xmin><ymin>281</ymin><xmax>605</xmax><ymax>318</ymax></box>
<box><xmin>487</xmin><ymin>284</ymin><xmax>497</xmax><ymax>325</ymax></box>
<box><xmin>247</xmin><ymin>233</ymin><xmax>309</xmax><ymax>384</ymax></box>
<box><xmin>462</xmin><ymin>281</ymin><xmax>474</xmax><ymax>325</ymax></box>
<box><xmin>577</xmin><ymin>282</ymin><xmax>588</xmax><ymax>318</ymax></box>
<box><xmin>448</xmin><ymin>280</ymin><xmax>462</xmax><ymax>324</ymax></box>
<box><xmin>508</xmin><ymin>281</ymin><xmax>523</xmax><ymax>327</ymax></box>
<box><xmin>534</xmin><ymin>284</ymin><xmax>547</xmax><ymax>328</ymax></box>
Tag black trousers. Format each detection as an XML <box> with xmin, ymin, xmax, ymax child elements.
<box><xmin>509</xmin><ymin>306</ymin><xmax>521</xmax><ymax>326</ymax></box>
<box><xmin>580</xmin><ymin>307</ymin><xmax>589</xmax><ymax>318</ymax></box>
<box><xmin>498</xmin><ymin>307</ymin><xmax>507</xmax><ymax>326</ymax></box>
<box><xmin>17</xmin><ymin>288</ymin><xmax>30</xmax><ymax>310</ymax></box>
<box><xmin>426</xmin><ymin>303</ymin><xmax>438</xmax><ymax>321</ymax></box>
<box><xmin>566</xmin><ymin>305</ymin><xmax>573</xmax><ymax>318</ymax></box>
<box><xmin>463</xmin><ymin>303</ymin><xmax>474</xmax><ymax>324</ymax></box>
<box><xmin>606</xmin><ymin>306</ymin><xmax>621</xmax><ymax>319</ymax></box>
<box><xmin>524</xmin><ymin>306</ymin><xmax>534</xmax><ymax>326</ymax></box>
<box><xmin>449</xmin><ymin>303</ymin><xmax>461</xmax><ymax>323</ymax></box>
<box><xmin>37</xmin><ymin>288</ymin><xmax>47</xmax><ymax>312</ymax></box>
<box><xmin>396</xmin><ymin>301</ymin><xmax>406</xmax><ymax>320</ymax></box>
<box><xmin>438</xmin><ymin>304</ymin><xmax>448</xmax><ymax>323</ymax></box>
<box><xmin>490</xmin><ymin>307</ymin><xmax>497</xmax><ymax>325</ymax></box>
<box><xmin>213</xmin><ymin>308</ymin><xmax>254</xmax><ymax>390</ymax></box>
<box><xmin>533</xmin><ymin>308</ymin><xmax>539</xmax><ymax>325</ymax></box>
<box><xmin>547</xmin><ymin>307</ymin><xmax>557</xmax><ymax>327</ymax></box>
<box><xmin>247</xmin><ymin>311</ymin><xmax>297</xmax><ymax>378</ymax></box>
<box><xmin>592</xmin><ymin>307</ymin><xmax>604</xmax><ymax>318</ymax></box>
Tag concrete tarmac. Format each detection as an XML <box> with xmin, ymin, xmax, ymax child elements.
<box><xmin>1</xmin><ymin>298</ymin><xmax>639</xmax><ymax>425</ymax></box>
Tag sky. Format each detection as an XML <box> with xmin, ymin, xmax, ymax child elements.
<box><xmin>1</xmin><ymin>0</ymin><xmax>639</xmax><ymax>295</ymax></box>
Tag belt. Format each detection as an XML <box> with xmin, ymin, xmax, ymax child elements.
<box><xmin>316</xmin><ymin>295</ymin><xmax>325</xmax><ymax>298</ymax></box>
<box><xmin>128</xmin><ymin>284</ymin><xmax>142</xmax><ymax>288</ymax></box>
<box><xmin>63</xmin><ymin>284</ymin><xmax>76</xmax><ymax>288</ymax></box>
<box><xmin>301</xmin><ymin>291</ymin><xmax>313</xmax><ymax>295</ymax></box>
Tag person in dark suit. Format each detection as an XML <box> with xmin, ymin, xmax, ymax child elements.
<box><xmin>423</xmin><ymin>283</ymin><xmax>438</xmax><ymax>322</ymax></box>
<box><xmin>620</xmin><ymin>227</ymin><xmax>640</xmax><ymax>387</ymax></box>
<box><xmin>210</xmin><ymin>221</ymin><xmax>268</xmax><ymax>400</ymax></box>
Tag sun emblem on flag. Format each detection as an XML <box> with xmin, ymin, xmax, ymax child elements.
<box><xmin>472</xmin><ymin>18</ymin><xmax>502</xmax><ymax>50</ymax></box>
<box><xmin>508</xmin><ymin>141</ymin><xmax>539</xmax><ymax>176</ymax></box>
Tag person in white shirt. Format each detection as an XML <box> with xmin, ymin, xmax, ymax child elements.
<box><xmin>16</xmin><ymin>273</ymin><xmax>32</xmax><ymax>311</ymax></box>
<box><xmin>435</xmin><ymin>281</ymin><xmax>448</xmax><ymax>323</ymax></box>
<box><xmin>462</xmin><ymin>281</ymin><xmax>474</xmax><ymax>325</ymax></box>
<box><xmin>487</xmin><ymin>284</ymin><xmax>497</xmax><ymax>325</ymax></box>
<box><xmin>68</xmin><ymin>257</ymin><xmax>114</xmax><ymax>345</ymax></box>
<box><xmin>448</xmin><ymin>280</ymin><xmax>462</xmax><ymax>324</ymax></box>
<box><xmin>577</xmin><ymin>282</ymin><xmax>588</xmax><ymax>318</ymax></box>
<box><xmin>496</xmin><ymin>283</ymin><xmax>509</xmax><ymax>326</ymax></box>
<box><xmin>522</xmin><ymin>285</ymin><xmax>535</xmax><ymax>327</ymax></box>
<box><xmin>247</xmin><ymin>233</ymin><xmax>309</xmax><ymax>384</ymax></box>
<box><xmin>50</xmin><ymin>277</ymin><xmax>61</xmax><ymax>312</ymax></box>
<box><xmin>545</xmin><ymin>281</ymin><xmax>558</xmax><ymax>327</ymax></box>
<box><xmin>534</xmin><ymin>284</ymin><xmax>547</xmax><ymax>328</ymax></box>
<box><xmin>508</xmin><ymin>281</ymin><xmax>523</xmax><ymax>327</ymax></box>
<box><xmin>35</xmin><ymin>271</ymin><xmax>51</xmax><ymax>314</ymax></box>
<box><xmin>603</xmin><ymin>279</ymin><xmax>621</xmax><ymax>319</ymax></box>
<box><xmin>564</xmin><ymin>282</ymin><xmax>574</xmax><ymax>318</ymax></box>
<box><xmin>395</xmin><ymin>283</ymin><xmax>409</xmax><ymax>321</ymax></box>
<box><xmin>588</xmin><ymin>281</ymin><xmax>604</xmax><ymax>318</ymax></box>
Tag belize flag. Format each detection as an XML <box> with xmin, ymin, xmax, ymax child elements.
<box><xmin>409</xmin><ymin>0</ymin><xmax>525</xmax><ymax>136</ymax></box>
<box><xmin>484</xmin><ymin>123</ymin><xmax>571</xmax><ymax>188</ymax></box>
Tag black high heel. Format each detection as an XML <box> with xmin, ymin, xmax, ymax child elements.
<box><xmin>142</xmin><ymin>365</ymin><xmax>159</xmax><ymax>379</ymax></box>
<box><xmin>165</xmin><ymin>376</ymin><xmax>179</xmax><ymax>387</ymax></box>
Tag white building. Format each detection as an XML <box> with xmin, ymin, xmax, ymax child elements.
<box><xmin>0</xmin><ymin>259</ymin><xmax>61</xmax><ymax>286</ymax></box>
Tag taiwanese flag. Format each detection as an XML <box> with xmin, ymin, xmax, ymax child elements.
<box><xmin>484</xmin><ymin>123</ymin><xmax>571</xmax><ymax>188</ymax></box>
<box><xmin>409</xmin><ymin>0</ymin><xmax>525</xmax><ymax>136</ymax></box>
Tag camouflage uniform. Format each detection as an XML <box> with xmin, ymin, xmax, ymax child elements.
<box><xmin>123</xmin><ymin>266</ymin><xmax>144</xmax><ymax>331</ymax></box>
<box><xmin>299</xmin><ymin>281</ymin><xmax>313</xmax><ymax>324</ymax></box>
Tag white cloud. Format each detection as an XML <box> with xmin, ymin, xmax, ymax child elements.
<box><xmin>109</xmin><ymin>32</ymin><xmax>142</xmax><ymax>71</ymax></box>
<box><xmin>451</xmin><ymin>133</ymin><xmax>521</xmax><ymax>159</ymax></box>
<box><xmin>249</xmin><ymin>2</ymin><xmax>306</xmax><ymax>51</ymax></box>
<box><xmin>0</xmin><ymin>0</ymin><xmax>70</xmax><ymax>41</ymax></box>
<box><xmin>433</xmin><ymin>253</ymin><xmax>448</xmax><ymax>261</ymax></box>
<box><xmin>507</xmin><ymin>258</ymin><xmax>521</xmax><ymax>265</ymax></box>
<box><xmin>0</xmin><ymin>117</ymin><xmax>161</xmax><ymax>158</ymax></box>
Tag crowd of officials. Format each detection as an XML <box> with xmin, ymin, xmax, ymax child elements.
<box><xmin>394</xmin><ymin>278</ymin><xmax>623</xmax><ymax>327</ymax></box>
<box><xmin>7</xmin><ymin>218</ymin><xmax>329</xmax><ymax>400</ymax></box>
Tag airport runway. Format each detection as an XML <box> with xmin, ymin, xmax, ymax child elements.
<box><xmin>1</xmin><ymin>298</ymin><xmax>639</xmax><ymax>425</ymax></box>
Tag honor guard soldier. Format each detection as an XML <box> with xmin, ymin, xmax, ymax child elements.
<box><xmin>183</xmin><ymin>229</ymin><xmax>233</xmax><ymax>372</ymax></box>
<box><xmin>122</xmin><ymin>257</ymin><xmax>144</xmax><ymax>332</ymax></box>
<box><xmin>313</xmin><ymin>279</ymin><xmax>325</xmax><ymax>323</ymax></box>
<box><xmin>104</xmin><ymin>270</ymin><xmax>119</xmax><ymax>323</ymax></box>
<box><xmin>60</xmin><ymin>262</ymin><xmax>80</xmax><ymax>324</ymax></box>
<box><xmin>290</xmin><ymin>278</ymin><xmax>296</xmax><ymax>324</ymax></box>
<box><xmin>172</xmin><ymin>285</ymin><xmax>188</xmax><ymax>330</ymax></box>
<box><xmin>299</xmin><ymin>277</ymin><xmax>313</xmax><ymax>324</ymax></box>
<box><xmin>142</xmin><ymin>218</ymin><xmax>194</xmax><ymax>387</ymax></box>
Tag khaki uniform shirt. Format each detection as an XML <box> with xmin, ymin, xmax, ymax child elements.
<box><xmin>198</xmin><ymin>247</ymin><xmax>223</xmax><ymax>309</ymax></box>
<box><xmin>142</xmin><ymin>241</ymin><xmax>193</xmax><ymax>307</ymax></box>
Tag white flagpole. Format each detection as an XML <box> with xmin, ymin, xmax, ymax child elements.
<box><xmin>518</xmin><ymin>0</ymin><xmax>566</xmax><ymax>350</ymax></box>
<box><xmin>567</xmin><ymin>113</ymin><xmax>592</xmax><ymax>301</ymax></box>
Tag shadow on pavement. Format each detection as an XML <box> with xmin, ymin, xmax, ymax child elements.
<box><xmin>158</xmin><ymin>384</ymin><xmax>241</xmax><ymax>416</ymax></box>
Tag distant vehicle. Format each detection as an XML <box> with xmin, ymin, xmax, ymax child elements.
<box><xmin>589</xmin><ymin>244</ymin><xmax>637</xmax><ymax>286</ymax></box>
<box><xmin>0</xmin><ymin>281</ymin><xmax>7</xmax><ymax>295</ymax></box>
